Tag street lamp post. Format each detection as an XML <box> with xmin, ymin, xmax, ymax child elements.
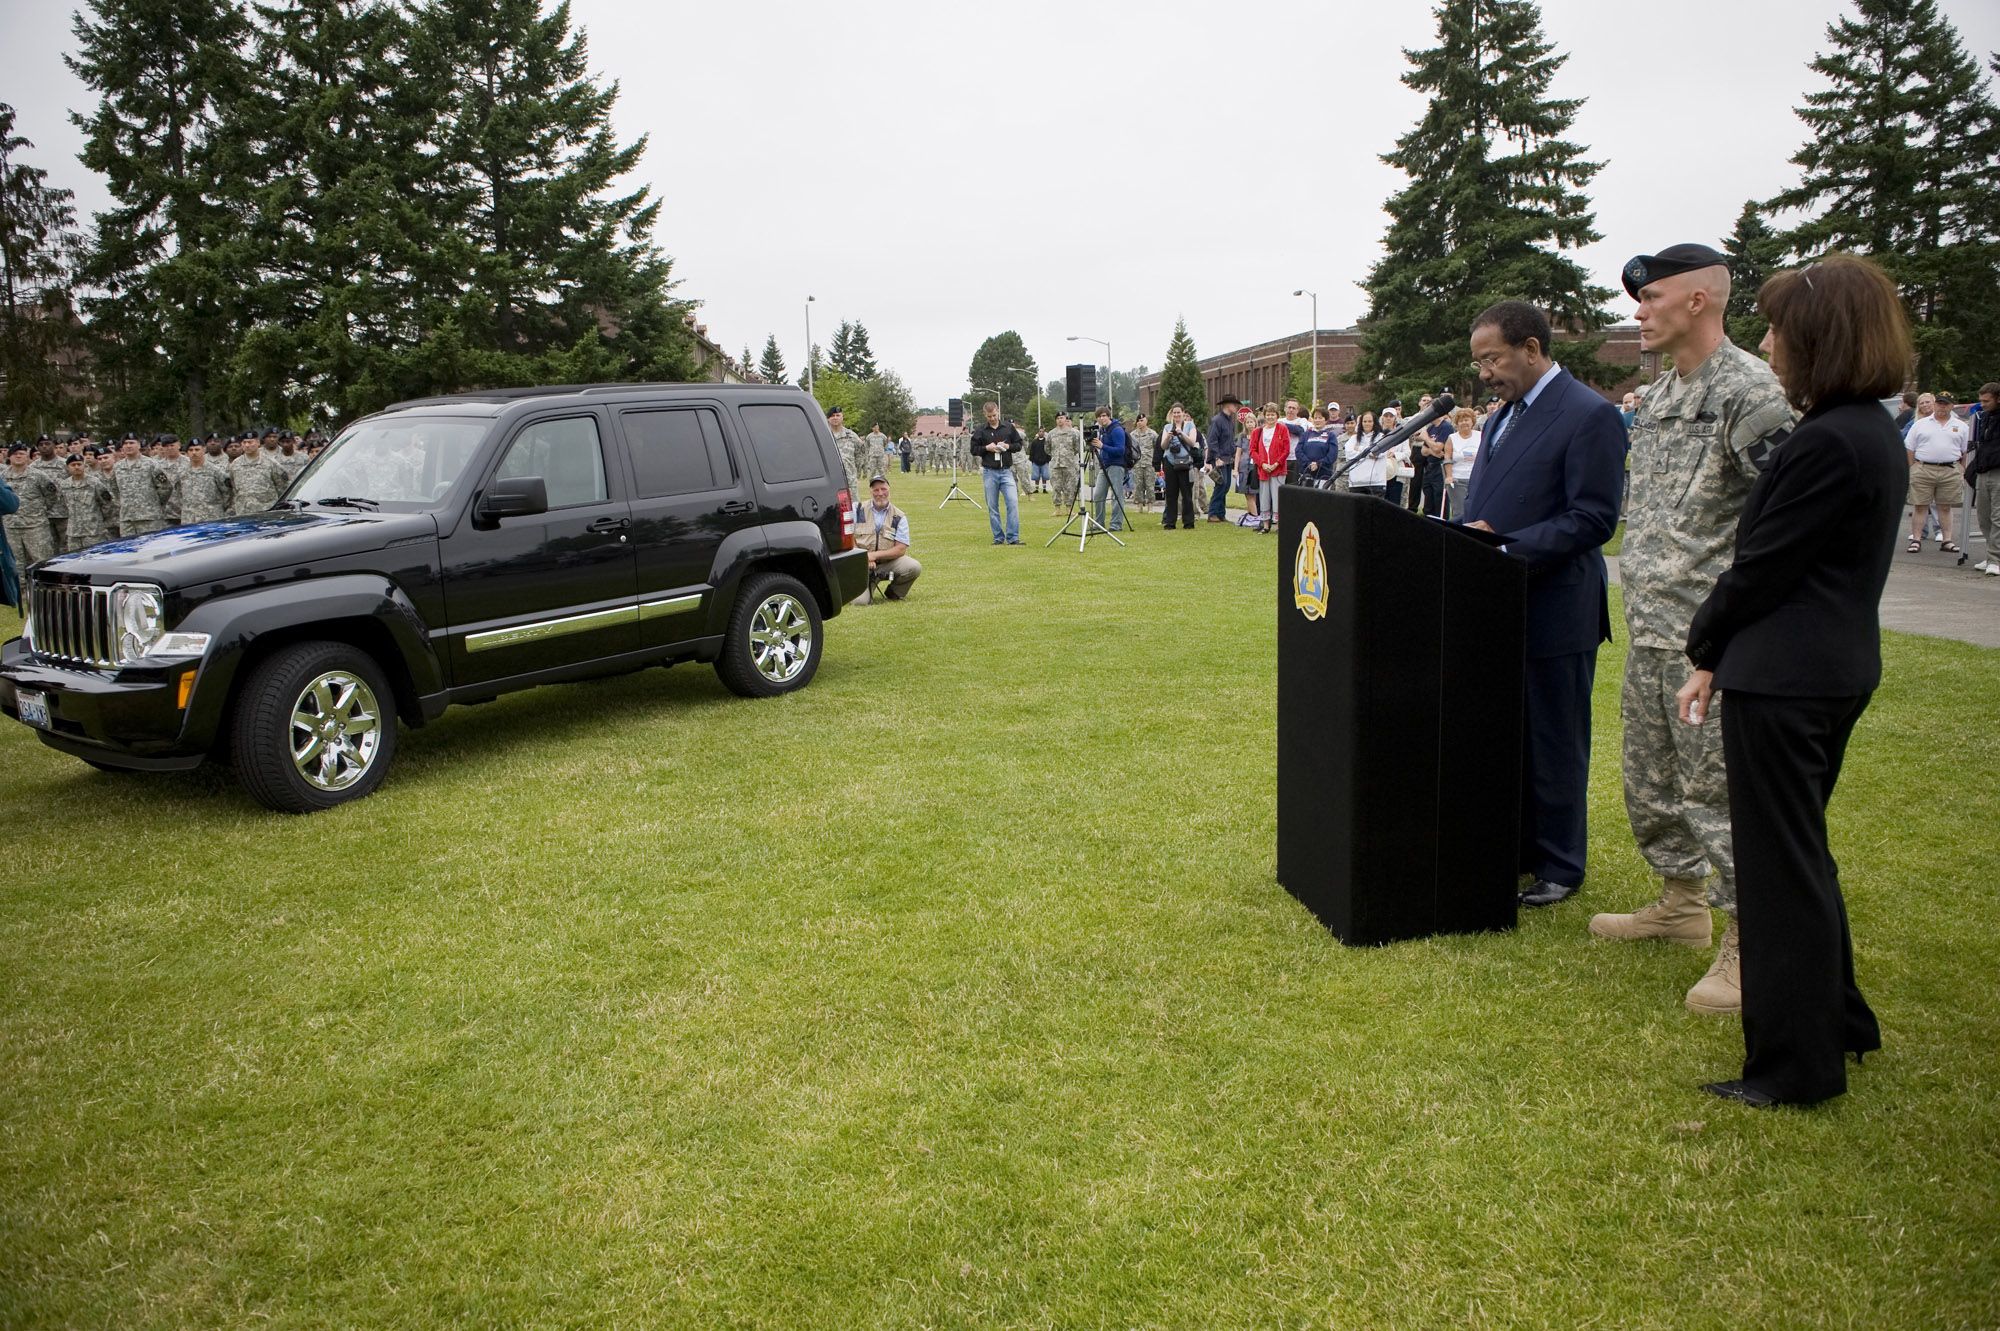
<box><xmin>1293</xmin><ymin>289</ymin><xmax>1317</xmax><ymax>410</ymax></box>
<box><xmin>1067</xmin><ymin>335</ymin><xmax>1112</xmax><ymax>414</ymax></box>
<box><xmin>1004</xmin><ymin>365</ymin><xmax>1038</xmax><ymax>430</ymax></box>
<box><xmin>804</xmin><ymin>295</ymin><xmax>816</xmax><ymax>399</ymax></box>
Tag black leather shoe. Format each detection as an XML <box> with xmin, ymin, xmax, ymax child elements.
<box><xmin>1701</xmin><ymin>1079</ymin><xmax>1778</xmax><ymax>1108</ymax></box>
<box><xmin>1518</xmin><ymin>878</ymin><xmax>1579</xmax><ymax>907</ymax></box>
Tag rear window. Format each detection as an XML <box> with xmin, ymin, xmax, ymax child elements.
<box><xmin>738</xmin><ymin>403</ymin><xmax>828</xmax><ymax>484</ymax></box>
<box><xmin>623</xmin><ymin>408</ymin><xmax>736</xmax><ymax>497</ymax></box>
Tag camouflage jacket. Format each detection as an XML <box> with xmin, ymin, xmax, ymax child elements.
<box><xmin>1045</xmin><ymin>427</ymin><xmax>1084</xmax><ymax>473</ymax></box>
<box><xmin>1622</xmin><ymin>339</ymin><xmax>1795</xmax><ymax>651</ymax></box>
<box><xmin>179</xmin><ymin>463</ymin><xmax>234</xmax><ymax>523</ymax></box>
<box><xmin>3</xmin><ymin>465</ymin><xmax>61</xmax><ymax>523</ymax></box>
<box><xmin>229</xmin><ymin>451</ymin><xmax>287</xmax><ymax>515</ymax></box>
<box><xmin>1127</xmin><ymin>428</ymin><xmax>1160</xmax><ymax>471</ymax></box>
<box><xmin>59</xmin><ymin>472</ymin><xmax>116</xmax><ymax>549</ymax></box>
<box><xmin>113</xmin><ymin>456</ymin><xmax>174</xmax><ymax>524</ymax></box>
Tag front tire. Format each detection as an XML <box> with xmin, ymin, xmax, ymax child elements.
<box><xmin>231</xmin><ymin>640</ymin><xmax>398</xmax><ymax>812</ymax></box>
<box><xmin>715</xmin><ymin>573</ymin><xmax>822</xmax><ymax>698</ymax></box>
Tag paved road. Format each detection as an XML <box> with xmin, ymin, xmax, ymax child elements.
<box><xmin>1606</xmin><ymin>506</ymin><xmax>1997</xmax><ymax>651</ymax></box>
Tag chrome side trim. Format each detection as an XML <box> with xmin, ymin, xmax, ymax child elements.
<box><xmin>638</xmin><ymin>593</ymin><xmax>702</xmax><ymax>621</ymax></box>
<box><xmin>464</xmin><ymin>603</ymin><xmax>638</xmax><ymax>653</ymax></box>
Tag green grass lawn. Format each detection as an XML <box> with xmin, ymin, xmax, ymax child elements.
<box><xmin>3</xmin><ymin>475</ymin><xmax>1996</xmax><ymax>1328</ymax></box>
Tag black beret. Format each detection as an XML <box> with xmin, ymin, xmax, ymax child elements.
<box><xmin>1623</xmin><ymin>243</ymin><xmax>1728</xmax><ymax>300</ymax></box>
<box><xmin>824</xmin><ymin>404</ymin><xmax>842</xmax><ymax>416</ymax></box>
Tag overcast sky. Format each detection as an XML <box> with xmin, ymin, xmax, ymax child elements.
<box><xmin>5</xmin><ymin>0</ymin><xmax>1998</xmax><ymax>407</ymax></box>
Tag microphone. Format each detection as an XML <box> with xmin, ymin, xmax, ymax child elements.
<box><xmin>1359</xmin><ymin>393</ymin><xmax>1454</xmax><ymax>461</ymax></box>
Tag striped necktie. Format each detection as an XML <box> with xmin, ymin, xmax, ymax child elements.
<box><xmin>1487</xmin><ymin>401</ymin><xmax>1520</xmax><ymax>458</ymax></box>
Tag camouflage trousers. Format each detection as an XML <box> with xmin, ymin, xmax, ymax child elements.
<box><xmin>1051</xmin><ymin>464</ymin><xmax>1082</xmax><ymax>511</ymax></box>
<box><xmin>1128</xmin><ymin>462</ymin><xmax>1156</xmax><ymax>510</ymax></box>
<box><xmin>1622</xmin><ymin>644</ymin><xmax>1736</xmax><ymax>914</ymax></box>
<box><xmin>5</xmin><ymin>516</ymin><xmax>58</xmax><ymax>567</ymax></box>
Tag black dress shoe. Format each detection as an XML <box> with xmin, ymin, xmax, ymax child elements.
<box><xmin>1701</xmin><ymin>1079</ymin><xmax>1778</xmax><ymax>1108</ymax></box>
<box><xmin>1518</xmin><ymin>878</ymin><xmax>1579</xmax><ymax>907</ymax></box>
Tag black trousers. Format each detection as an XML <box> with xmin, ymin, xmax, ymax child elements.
<box><xmin>1163</xmin><ymin>466</ymin><xmax>1196</xmax><ymax>527</ymax></box>
<box><xmin>1722</xmin><ymin>691</ymin><xmax>1880</xmax><ymax>1103</ymax></box>
<box><xmin>1520</xmin><ymin>649</ymin><xmax>1597</xmax><ymax>887</ymax></box>
<box><xmin>1418</xmin><ymin>466</ymin><xmax>1445</xmax><ymax>516</ymax></box>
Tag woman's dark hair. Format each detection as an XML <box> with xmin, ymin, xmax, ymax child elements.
<box><xmin>1758</xmin><ymin>253</ymin><xmax>1912</xmax><ymax>410</ymax></box>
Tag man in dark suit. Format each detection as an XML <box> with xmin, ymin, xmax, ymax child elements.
<box><xmin>1462</xmin><ymin>301</ymin><xmax>1627</xmax><ymax>906</ymax></box>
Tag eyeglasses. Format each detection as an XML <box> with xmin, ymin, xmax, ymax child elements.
<box><xmin>1469</xmin><ymin>352</ymin><xmax>1507</xmax><ymax>373</ymax></box>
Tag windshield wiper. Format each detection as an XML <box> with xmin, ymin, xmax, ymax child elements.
<box><xmin>313</xmin><ymin>496</ymin><xmax>380</xmax><ymax>511</ymax></box>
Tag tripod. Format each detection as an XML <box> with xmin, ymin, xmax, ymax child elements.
<box><xmin>1047</xmin><ymin>435</ymin><xmax>1131</xmax><ymax>550</ymax></box>
<box><xmin>938</xmin><ymin>443</ymin><xmax>983</xmax><ymax>510</ymax></box>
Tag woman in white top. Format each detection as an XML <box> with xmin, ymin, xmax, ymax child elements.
<box><xmin>1445</xmin><ymin>406</ymin><xmax>1480</xmax><ymax>520</ymax></box>
<box><xmin>1343</xmin><ymin>410</ymin><xmax>1396</xmax><ymax>495</ymax></box>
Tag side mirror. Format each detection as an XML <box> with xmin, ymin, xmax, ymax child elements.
<box><xmin>477</xmin><ymin>476</ymin><xmax>547</xmax><ymax>523</ymax></box>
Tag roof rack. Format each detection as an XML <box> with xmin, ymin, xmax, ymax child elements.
<box><xmin>380</xmin><ymin>381</ymin><xmax>808</xmax><ymax>413</ymax></box>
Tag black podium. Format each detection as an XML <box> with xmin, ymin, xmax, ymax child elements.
<box><xmin>1276</xmin><ymin>488</ymin><xmax>1526</xmax><ymax>945</ymax></box>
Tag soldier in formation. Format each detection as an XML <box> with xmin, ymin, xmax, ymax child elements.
<box><xmin>229</xmin><ymin>431</ymin><xmax>288</xmax><ymax>515</ymax></box>
<box><xmin>179</xmin><ymin>440</ymin><xmax>235</xmax><ymax>522</ymax></box>
<box><xmin>1045</xmin><ymin>413</ymin><xmax>1084</xmax><ymax>513</ymax></box>
<box><xmin>112</xmin><ymin>435</ymin><xmax>174</xmax><ymax>536</ymax></box>
<box><xmin>58</xmin><ymin>453</ymin><xmax>116</xmax><ymax>552</ymax></box>
<box><xmin>1593</xmin><ymin>244</ymin><xmax>1797</xmax><ymax>1017</ymax></box>
<box><xmin>4</xmin><ymin>442</ymin><xmax>63</xmax><ymax>566</ymax></box>
<box><xmin>1127</xmin><ymin>413</ymin><xmax>1159</xmax><ymax>515</ymax></box>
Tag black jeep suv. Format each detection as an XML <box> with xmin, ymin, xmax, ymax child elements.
<box><xmin>1</xmin><ymin>383</ymin><xmax>869</xmax><ymax>811</ymax></box>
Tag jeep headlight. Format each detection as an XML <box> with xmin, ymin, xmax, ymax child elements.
<box><xmin>112</xmin><ymin>584</ymin><xmax>166</xmax><ymax>663</ymax></box>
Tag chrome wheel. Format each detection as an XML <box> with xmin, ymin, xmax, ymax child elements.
<box><xmin>748</xmin><ymin>593</ymin><xmax>813</xmax><ymax>684</ymax></box>
<box><xmin>288</xmin><ymin>670</ymin><xmax>383</xmax><ymax>791</ymax></box>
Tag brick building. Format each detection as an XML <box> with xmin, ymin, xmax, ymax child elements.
<box><xmin>1136</xmin><ymin>325</ymin><xmax>1656</xmax><ymax>417</ymax></box>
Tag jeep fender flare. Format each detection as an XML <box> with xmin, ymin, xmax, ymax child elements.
<box><xmin>175</xmin><ymin>575</ymin><xmax>443</xmax><ymax>746</ymax></box>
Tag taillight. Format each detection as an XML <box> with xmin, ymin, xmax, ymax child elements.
<box><xmin>837</xmin><ymin>488</ymin><xmax>855</xmax><ymax>551</ymax></box>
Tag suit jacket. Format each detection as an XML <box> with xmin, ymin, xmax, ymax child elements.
<box><xmin>1462</xmin><ymin>366</ymin><xmax>1627</xmax><ymax>658</ymax></box>
<box><xmin>1686</xmin><ymin>395</ymin><xmax>1906</xmax><ymax>696</ymax></box>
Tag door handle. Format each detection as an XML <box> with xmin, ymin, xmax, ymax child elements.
<box><xmin>719</xmin><ymin>500</ymin><xmax>755</xmax><ymax>515</ymax></box>
<box><xmin>587</xmin><ymin>516</ymin><xmax>631</xmax><ymax>533</ymax></box>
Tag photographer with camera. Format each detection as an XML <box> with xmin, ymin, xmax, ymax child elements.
<box><xmin>1091</xmin><ymin>408</ymin><xmax>1130</xmax><ymax>532</ymax></box>
<box><xmin>970</xmin><ymin>400</ymin><xmax>1025</xmax><ymax>545</ymax></box>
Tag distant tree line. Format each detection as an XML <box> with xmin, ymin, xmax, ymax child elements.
<box><xmin>0</xmin><ymin>0</ymin><xmax>699</xmax><ymax>439</ymax></box>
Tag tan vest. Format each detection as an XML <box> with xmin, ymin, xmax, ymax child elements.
<box><xmin>853</xmin><ymin>500</ymin><xmax>907</xmax><ymax>553</ymax></box>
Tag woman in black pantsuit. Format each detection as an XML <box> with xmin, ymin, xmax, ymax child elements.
<box><xmin>1676</xmin><ymin>254</ymin><xmax>1912</xmax><ymax>1108</ymax></box>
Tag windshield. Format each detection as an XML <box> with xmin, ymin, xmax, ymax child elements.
<box><xmin>291</xmin><ymin>417</ymin><xmax>489</xmax><ymax>510</ymax></box>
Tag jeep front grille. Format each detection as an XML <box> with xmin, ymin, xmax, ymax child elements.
<box><xmin>29</xmin><ymin>582</ymin><xmax>117</xmax><ymax>667</ymax></box>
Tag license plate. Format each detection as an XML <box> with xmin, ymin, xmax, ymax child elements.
<box><xmin>16</xmin><ymin>688</ymin><xmax>50</xmax><ymax>730</ymax></box>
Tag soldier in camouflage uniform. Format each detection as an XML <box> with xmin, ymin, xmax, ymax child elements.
<box><xmin>1045</xmin><ymin>413</ymin><xmax>1084</xmax><ymax>513</ymax></box>
<box><xmin>58</xmin><ymin>454</ymin><xmax>117</xmax><ymax>552</ymax></box>
<box><xmin>178</xmin><ymin>441</ymin><xmax>234</xmax><ymax>523</ymax></box>
<box><xmin>229</xmin><ymin>435</ymin><xmax>287</xmax><ymax>515</ymax></box>
<box><xmin>31</xmin><ymin>439</ymin><xmax>70</xmax><ymax>549</ymax></box>
<box><xmin>4</xmin><ymin>443</ymin><xmax>63</xmax><ymax>566</ymax></box>
<box><xmin>1593</xmin><ymin>244</ymin><xmax>1796</xmax><ymax>1017</ymax></box>
<box><xmin>277</xmin><ymin>433</ymin><xmax>310</xmax><ymax>489</ymax></box>
<box><xmin>113</xmin><ymin>436</ymin><xmax>175</xmax><ymax>536</ymax></box>
<box><xmin>825</xmin><ymin>406</ymin><xmax>865</xmax><ymax>495</ymax></box>
<box><xmin>863</xmin><ymin>426</ymin><xmax>889</xmax><ymax>481</ymax></box>
<box><xmin>156</xmin><ymin>435</ymin><xmax>189</xmax><ymax>523</ymax></box>
<box><xmin>1127</xmin><ymin>414</ymin><xmax>1159</xmax><ymax>514</ymax></box>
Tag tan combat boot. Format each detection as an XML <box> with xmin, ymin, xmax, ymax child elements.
<box><xmin>1685</xmin><ymin>917</ymin><xmax>1742</xmax><ymax>1015</ymax></box>
<box><xmin>1587</xmin><ymin>877</ymin><xmax>1713</xmax><ymax>947</ymax></box>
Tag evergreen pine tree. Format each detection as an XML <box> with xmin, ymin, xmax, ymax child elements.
<box><xmin>758</xmin><ymin>333</ymin><xmax>786</xmax><ymax>385</ymax></box>
<box><xmin>1154</xmin><ymin>317</ymin><xmax>1208</xmax><ymax>425</ymax></box>
<box><xmin>233</xmin><ymin>0</ymin><xmax>433</xmax><ymax>425</ymax></box>
<box><xmin>1721</xmin><ymin>201</ymin><xmax>1786</xmax><ymax>353</ymax></box>
<box><xmin>828</xmin><ymin>320</ymin><xmax>856</xmax><ymax>377</ymax></box>
<box><xmin>843</xmin><ymin>321</ymin><xmax>877</xmax><ymax>380</ymax></box>
<box><xmin>68</xmin><ymin>0</ymin><xmax>254</xmax><ymax>435</ymax></box>
<box><xmin>1354</xmin><ymin>0</ymin><xmax>1616</xmax><ymax>406</ymax></box>
<box><xmin>0</xmin><ymin>104</ymin><xmax>87</xmax><ymax>434</ymax></box>
<box><xmin>413</xmin><ymin>0</ymin><xmax>694</xmax><ymax>388</ymax></box>
<box><xmin>1766</xmin><ymin>0</ymin><xmax>2000</xmax><ymax>386</ymax></box>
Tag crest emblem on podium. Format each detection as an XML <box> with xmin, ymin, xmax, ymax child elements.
<box><xmin>1294</xmin><ymin>521</ymin><xmax>1329</xmax><ymax>621</ymax></box>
